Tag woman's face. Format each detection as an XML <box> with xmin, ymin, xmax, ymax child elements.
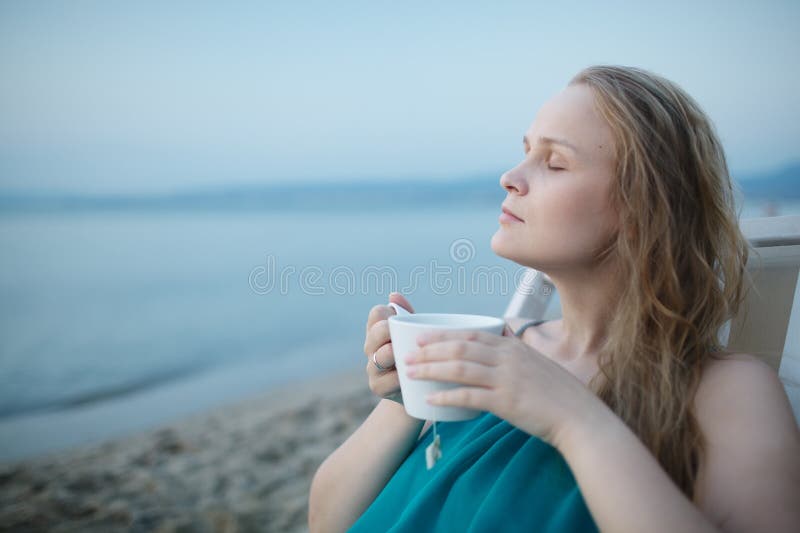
<box><xmin>491</xmin><ymin>83</ymin><xmax>619</xmax><ymax>271</ymax></box>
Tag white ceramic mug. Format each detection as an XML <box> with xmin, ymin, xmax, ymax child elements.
<box><xmin>388</xmin><ymin>305</ymin><xmax>506</xmax><ymax>421</ymax></box>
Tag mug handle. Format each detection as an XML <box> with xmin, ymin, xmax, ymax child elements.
<box><xmin>388</xmin><ymin>301</ymin><xmax>412</xmax><ymax>316</ymax></box>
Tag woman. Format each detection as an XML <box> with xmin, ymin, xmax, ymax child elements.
<box><xmin>308</xmin><ymin>65</ymin><xmax>800</xmax><ymax>532</ymax></box>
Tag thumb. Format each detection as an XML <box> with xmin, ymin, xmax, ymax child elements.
<box><xmin>502</xmin><ymin>324</ymin><xmax>515</xmax><ymax>337</ymax></box>
<box><xmin>388</xmin><ymin>292</ymin><xmax>415</xmax><ymax>314</ymax></box>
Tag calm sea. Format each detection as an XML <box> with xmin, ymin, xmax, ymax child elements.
<box><xmin>0</xmin><ymin>198</ymin><xmax>796</xmax><ymax>459</ymax></box>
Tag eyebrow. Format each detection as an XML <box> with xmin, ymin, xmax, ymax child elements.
<box><xmin>523</xmin><ymin>135</ymin><xmax>579</xmax><ymax>154</ymax></box>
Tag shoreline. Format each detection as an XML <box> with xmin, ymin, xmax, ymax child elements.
<box><xmin>0</xmin><ymin>367</ymin><xmax>379</xmax><ymax>532</ymax></box>
<box><xmin>0</xmin><ymin>336</ymin><xmax>363</xmax><ymax>463</ymax></box>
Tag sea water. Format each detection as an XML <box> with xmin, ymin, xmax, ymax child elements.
<box><xmin>0</xmin><ymin>199</ymin><xmax>796</xmax><ymax>459</ymax></box>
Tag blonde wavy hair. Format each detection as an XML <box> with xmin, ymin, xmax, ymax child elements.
<box><xmin>570</xmin><ymin>65</ymin><xmax>757</xmax><ymax>499</ymax></box>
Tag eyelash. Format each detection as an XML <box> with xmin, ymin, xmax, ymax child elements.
<box><xmin>524</xmin><ymin>150</ymin><xmax>564</xmax><ymax>171</ymax></box>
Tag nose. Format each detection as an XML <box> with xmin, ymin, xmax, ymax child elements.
<box><xmin>500</xmin><ymin>166</ymin><xmax>528</xmax><ymax>195</ymax></box>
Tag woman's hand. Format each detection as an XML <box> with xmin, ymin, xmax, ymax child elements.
<box><xmin>404</xmin><ymin>327</ymin><xmax>606</xmax><ymax>447</ymax></box>
<box><xmin>363</xmin><ymin>292</ymin><xmax>415</xmax><ymax>405</ymax></box>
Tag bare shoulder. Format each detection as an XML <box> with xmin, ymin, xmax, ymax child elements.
<box><xmin>694</xmin><ymin>352</ymin><xmax>795</xmax><ymax>424</ymax></box>
<box><xmin>693</xmin><ymin>352</ymin><xmax>800</xmax><ymax>532</ymax></box>
<box><xmin>694</xmin><ymin>351</ymin><xmax>798</xmax><ymax>448</ymax></box>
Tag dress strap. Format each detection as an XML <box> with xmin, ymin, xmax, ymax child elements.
<box><xmin>513</xmin><ymin>319</ymin><xmax>547</xmax><ymax>338</ymax></box>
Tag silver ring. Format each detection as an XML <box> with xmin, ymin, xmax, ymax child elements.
<box><xmin>372</xmin><ymin>351</ymin><xmax>393</xmax><ymax>371</ymax></box>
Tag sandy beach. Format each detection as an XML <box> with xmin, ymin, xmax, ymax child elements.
<box><xmin>0</xmin><ymin>368</ymin><xmax>378</xmax><ymax>533</ymax></box>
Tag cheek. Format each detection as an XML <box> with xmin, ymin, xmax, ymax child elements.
<box><xmin>544</xmin><ymin>185</ymin><xmax>616</xmax><ymax>252</ymax></box>
<box><xmin>512</xmin><ymin>182</ymin><xmax>616</xmax><ymax>263</ymax></box>
<box><xmin>539</xmin><ymin>185</ymin><xmax>610</xmax><ymax>230</ymax></box>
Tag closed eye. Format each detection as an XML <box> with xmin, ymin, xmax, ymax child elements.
<box><xmin>524</xmin><ymin>148</ymin><xmax>566</xmax><ymax>172</ymax></box>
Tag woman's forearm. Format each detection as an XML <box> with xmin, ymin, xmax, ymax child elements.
<box><xmin>555</xmin><ymin>403</ymin><xmax>718</xmax><ymax>533</ymax></box>
<box><xmin>308</xmin><ymin>398</ymin><xmax>426</xmax><ymax>533</ymax></box>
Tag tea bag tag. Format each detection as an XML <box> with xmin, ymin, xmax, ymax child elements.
<box><xmin>425</xmin><ymin>421</ymin><xmax>442</xmax><ymax>469</ymax></box>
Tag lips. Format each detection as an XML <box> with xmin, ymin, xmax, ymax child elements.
<box><xmin>501</xmin><ymin>205</ymin><xmax>524</xmax><ymax>222</ymax></box>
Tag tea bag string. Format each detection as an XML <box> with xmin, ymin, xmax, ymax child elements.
<box><xmin>425</xmin><ymin>418</ymin><xmax>442</xmax><ymax>470</ymax></box>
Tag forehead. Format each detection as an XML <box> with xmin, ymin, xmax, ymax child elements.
<box><xmin>524</xmin><ymin>84</ymin><xmax>615</xmax><ymax>159</ymax></box>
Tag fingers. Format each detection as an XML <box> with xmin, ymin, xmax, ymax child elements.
<box><xmin>364</xmin><ymin>319</ymin><xmax>391</xmax><ymax>358</ymax></box>
<box><xmin>407</xmin><ymin>339</ymin><xmax>500</xmax><ymax>366</ymax></box>
<box><xmin>363</xmin><ymin>294</ymin><xmax>413</xmax><ymax>402</ymax></box>
<box><xmin>365</xmin><ymin>294</ymin><xmax>415</xmax><ymax>353</ymax></box>
<box><xmin>427</xmin><ymin>386</ymin><xmax>496</xmax><ymax>410</ymax></box>
<box><xmin>365</xmin><ymin>359</ymin><xmax>402</xmax><ymax>400</ymax></box>
<box><xmin>388</xmin><ymin>292</ymin><xmax>415</xmax><ymax>314</ymax></box>
<box><xmin>415</xmin><ymin>329</ymin><xmax>505</xmax><ymax>347</ymax></box>
<box><xmin>371</xmin><ymin>342</ymin><xmax>396</xmax><ymax>371</ymax></box>
<box><xmin>366</xmin><ymin>304</ymin><xmax>394</xmax><ymax>333</ymax></box>
<box><xmin>406</xmin><ymin>360</ymin><xmax>495</xmax><ymax>388</ymax></box>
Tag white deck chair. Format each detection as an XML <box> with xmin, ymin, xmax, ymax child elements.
<box><xmin>503</xmin><ymin>214</ymin><xmax>800</xmax><ymax>424</ymax></box>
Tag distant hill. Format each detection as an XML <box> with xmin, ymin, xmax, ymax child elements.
<box><xmin>0</xmin><ymin>161</ymin><xmax>797</xmax><ymax>212</ymax></box>
<box><xmin>0</xmin><ymin>175</ymin><xmax>506</xmax><ymax>213</ymax></box>
<box><xmin>735</xmin><ymin>162</ymin><xmax>800</xmax><ymax>200</ymax></box>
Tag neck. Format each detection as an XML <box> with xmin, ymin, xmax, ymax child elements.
<box><xmin>544</xmin><ymin>256</ymin><xmax>620</xmax><ymax>362</ymax></box>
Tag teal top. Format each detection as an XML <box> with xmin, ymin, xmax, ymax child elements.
<box><xmin>347</xmin><ymin>410</ymin><xmax>599</xmax><ymax>532</ymax></box>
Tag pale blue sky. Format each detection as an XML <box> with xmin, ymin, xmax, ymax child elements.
<box><xmin>0</xmin><ymin>0</ymin><xmax>798</xmax><ymax>194</ymax></box>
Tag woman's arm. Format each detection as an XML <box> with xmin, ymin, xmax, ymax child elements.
<box><xmin>691</xmin><ymin>355</ymin><xmax>800</xmax><ymax>532</ymax></box>
<box><xmin>554</xmin><ymin>354</ymin><xmax>800</xmax><ymax>533</ymax></box>
<box><xmin>555</xmin><ymin>405</ymin><xmax>719</xmax><ymax>533</ymax></box>
<box><xmin>308</xmin><ymin>398</ymin><xmax>426</xmax><ymax>533</ymax></box>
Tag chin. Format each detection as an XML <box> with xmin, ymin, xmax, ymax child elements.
<box><xmin>490</xmin><ymin>230</ymin><xmax>519</xmax><ymax>261</ymax></box>
<box><xmin>491</xmin><ymin>230</ymin><xmax>541</xmax><ymax>270</ymax></box>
